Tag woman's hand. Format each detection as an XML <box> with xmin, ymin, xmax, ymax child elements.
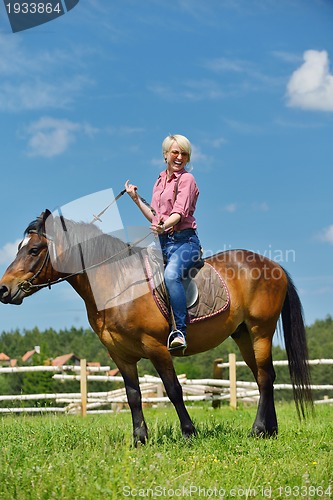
<box><xmin>150</xmin><ymin>213</ymin><xmax>181</xmax><ymax>235</ymax></box>
<box><xmin>150</xmin><ymin>222</ymin><xmax>165</xmax><ymax>236</ymax></box>
<box><xmin>125</xmin><ymin>180</ymin><xmax>139</xmax><ymax>203</ymax></box>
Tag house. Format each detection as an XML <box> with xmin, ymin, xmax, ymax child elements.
<box><xmin>21</xmin><ymin>346</ymin><xmax>41</xmax><ymax>364</ymax></box>
<box><xmin>86</xmin><ymin>361</ymin><xmax>100</xmax><ymax>375</ymax></box>
<box><xmin>51</xmin><ymin>353</ymin><xmax>81</xmax><ymax>367</ymax></box>
<box><xmin>0</xmin><ymin>352</ymin><xmax>11</xmax><ymax>367</ymax></box>
<box><xmin>107</xmin><ymin>367</ymin><xmax>120</xmax><ymax>376</ymax></box>
<box><xmin>22</xmin><ymin>349</ymin><xmax>37</xmax><ymax>364</ymax></box>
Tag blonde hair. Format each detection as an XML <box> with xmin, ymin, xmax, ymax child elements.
<box><xmin>162</xmin><ymin>134</ymin><xmax>192</xmax><ymax>163</ymax></box>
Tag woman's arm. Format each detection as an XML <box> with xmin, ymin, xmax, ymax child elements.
<box><xmin>151</xmin><ymin>212</ymin><xmax>181</xmax><ymax>235</ymax></box>
<box><xmin>125</xmin><ymin>180</ymin><xmax>154</xmax><ymax>222</ymax></box>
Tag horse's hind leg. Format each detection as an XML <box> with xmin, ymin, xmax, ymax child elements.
<box><xmin>233</xmin><ymin>322</ymin><xmax>278</xmax><ymax>436</ymax></box>
<box><xmin>149</xmin><ymin>349</ymin><xmax>197</xmax><ymax>438</ymax></box>
<box><xmin>250</xmin><ymin>321</ymin><xmax>278</xmax><ymax>436</ymax></box>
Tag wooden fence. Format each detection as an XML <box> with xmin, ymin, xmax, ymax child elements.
<box><xmin>0</xmin><ymin>356</ymin><xmax>332</xmax><ymax>415</ymax></box>
<box><xmin>213</xmin><ymin>355</ymin><xmax>333</xmax><ymax>409</ymax></box>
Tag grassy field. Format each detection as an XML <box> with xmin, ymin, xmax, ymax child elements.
<box><xmin>0</xmin><ymin>403</ymin><xmax>332</xmax><ymax>499</ymax></box>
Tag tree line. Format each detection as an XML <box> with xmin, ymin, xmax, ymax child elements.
<box><xmin>0</xmin><ymin>316</ymin><xmax>332</xmax><ymax>405</ymax></box>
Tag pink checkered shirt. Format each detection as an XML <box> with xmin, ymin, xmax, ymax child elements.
<box><xmin>151</xmin><ymin>169</ymin><xmax>199</xmax><ymax>232</ymax></box>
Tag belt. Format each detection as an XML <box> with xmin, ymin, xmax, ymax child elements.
<box><xmin>162</xmin><ymin>228</ymin><xmax>196</xmax><ymax>237</ymax></box>
<box><xmin>172</xmin><ymin>228</ymin><xmax>196</xmax><ymax>234</ymax></box>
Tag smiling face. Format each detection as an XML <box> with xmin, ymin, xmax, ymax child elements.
<box><xmin>165</xmin><ymin>140</ymin><xmax>189</xmax><ymax>175</ymax></box>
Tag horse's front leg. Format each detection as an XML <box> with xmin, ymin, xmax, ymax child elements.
<box><xmin>115</xmin><ymin>358</ymin><xmax>148</xmax><ymax>445</ymax></box>
<box><xmin>149</xmin><ymin>348</ymin><xmax>197</xmax><ymax>438</ymax></box>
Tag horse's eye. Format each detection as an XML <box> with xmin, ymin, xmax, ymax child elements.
<box><xmin>29</xmin><ymin>247</ymin><xmax>40</xmax><ymax>256</ymax></box>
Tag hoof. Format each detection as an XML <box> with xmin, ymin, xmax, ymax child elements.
<box><xmin>248</xmin><ymin>426</ymin><xmax>278</xmax><ymax>438</ymax></box>
<box><xmin>182</xmin><ymin>425</ymin><xmax>197</xmax><ymax>439</ymax></box>
<box><xmin>133</xmin><ymin>436</ymin><xmax>148</xmax><ymax>446</ymax></box>
<box><xmin>133</xmin><ymin>427</ymin><xmax>148</xmax><ymax>446</ymax></box>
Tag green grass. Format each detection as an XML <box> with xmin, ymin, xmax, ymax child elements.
<box><xmin>0</xmin><ymin>403</ymin><xmax>332</xmax><ymax>499</ymax></box>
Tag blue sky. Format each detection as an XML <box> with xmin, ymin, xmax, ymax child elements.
<box><xmin>0</xmin><ymin>0</ymin><xmax>332</xmax><ymax>333</ymax></box>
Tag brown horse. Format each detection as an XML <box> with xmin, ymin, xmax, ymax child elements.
<box><xmin>0</xmin><ymin>210</ymin><xmax>312</xmax><ymax>444</ymax></box>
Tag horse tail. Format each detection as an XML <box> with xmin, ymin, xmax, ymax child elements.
<box><xmin>281</xmin><ymin>269</ymin><xmax>313</xmax><ymax>418</ymax></box>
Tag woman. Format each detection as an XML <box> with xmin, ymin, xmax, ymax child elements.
<box><xmin>125</xmin><ymin>134</ymin><xmax>202</xmax><ymax>351</ymax></box>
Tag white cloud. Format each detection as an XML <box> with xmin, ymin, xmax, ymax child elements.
<box><xmin>191</xmin><ymin>144</ymin><xmax>209</xmax><ymax>163</ymax></box>
<box><xmin>195</xmin><ymin>135</ymin><xmax>228</xmax><ymax>155</ymax></box>
<box><xmin>223</xmin><ymin>201</ymin><xmax>269</xmax><ymax>213</ymax></box>
<box><xmin>190</xmin><ymin>144</ymin><xmax>214</xmax><ymax>172</ymax></box>
<box><xmin>224</xmin><ymin>118</ymin><xmax>264</xmax><ymax>135</ymax></box>
<box><xmin>106</xmin><ymin>126</ymin><xmax>145</xmax><ymax>136</ymax></box>
<box><xmin>149</xmin><ymin>79</ymin><xmax>225</xmax><ymax>101</ymax></box>
<box><xmin>0</xmin><ymin>77</ymin><xmax>90</xmax><ymax>112</ymax></box>
<box><xmin>252</xmin><ymin>202</ymin><xmax>269</xmax><ymax>212</ymax></box>
<box><xmin>0</xmin><ymin>34</ymin><xmax>93</xmax><ymax>112</ymax></box>
<box><xmin>0</xmin><ymin>240</ymin><xmax>20</xmax><ymax>265</ymax></box>
<box><xmin>271</xmin><ymin>51</ymin><xmax>301</xmax><ymax>64</ymax></box>
<box><xmin>204</xmin><ymin>57</ymin><xmax>248</xmax><ymax>74</ymax></box>
<box><xmin>224</xmin><ymin>203</ymin><xmax>238</xmax><ymax>213</ymax></box>
<box><xmin>24</xmin><ymin>117</ymin><xmax>96</xmax><ymax>158</ymax></box>
<box><xmin>208</xmin><ymin>136</ymin><xmax>228</xmax><ymax>148</ymax></box>
<box><xmin>318</xmin><ymin>225</ymin><xmax>333</xmax><ymax>245</ymax></box>
<box><xmin>0</xmin><ymin>35</ymin><xmax>24</xmax><ymax>76</ymax></box>
<box><xmin>275</xmin><ymin>117</ymin><xmax>323</xmax><ymax>129</ymax></box>
<box><xmin>286</xmin><ymin>50</ymin><xmax>333</xmax><ymax>111</ymax></box>
<box><xmin>204</xmin><ymin>56</ymin><xmax>283</xmax><ymax>88</ymax></box>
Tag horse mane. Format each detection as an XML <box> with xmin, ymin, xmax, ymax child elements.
<box><xmin>24</xmin><ymin>214</ymin><xmax>46</xmax><ymax>237</ymax></box>
<box><xmin>24</xmin><ymin>212</ymin><xmax>143</xmax><ymax>275</ymax></box>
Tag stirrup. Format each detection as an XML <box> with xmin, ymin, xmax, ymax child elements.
<box><xmin>167</xmin><ymin>330</ymin><xmax>187</xmax><ymax>351</ymax></box>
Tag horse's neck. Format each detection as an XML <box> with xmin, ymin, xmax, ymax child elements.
<box><xmin>66</xmin><ymin>251</ymin><xmax>150</xmax><ymax>316</ymax></box>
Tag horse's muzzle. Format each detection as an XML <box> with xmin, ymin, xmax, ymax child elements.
<box><xmin>0</xmin><ymin>284</ymin><xmax>24</xmax><ymax>305</ymax></box>
<box><xmin>0</xmin><ymin>284</ymin><xmax>10</xmax><ymax>303</ymax></box>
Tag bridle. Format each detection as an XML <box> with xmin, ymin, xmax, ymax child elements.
<box><xmin>18</xmin><ymin>236</ymin><xmax>52</xmax><ymax>294</ymax></box>
<box><xmin>17</xmin><ymin>188</ymin><xmax>156</xmax><ymax>295</ymax></box>
<box><xmin>18</xmin><ymin>229</ymin><xmax>154</xmax><ymax>295</ymax></box>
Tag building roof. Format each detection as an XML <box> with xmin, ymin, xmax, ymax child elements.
<box><xmin>51</xmin><ymin>353</ymin><xmax>80</xmax><ymax>367</ymax></box>
<box><xmin>87</xmin><ymin>362</ymin><xmax>101</xmax><ymax>368</ymax></box>
<box><xmin>0</xmin><ymin>352</ymin><xmax>10</xmax><ymax>361</ymax></box>
<box><xmin>22</xmin><ymin>349</ymin><xmax>37</xmax><ymax>362</ymax></box>
<box><xmin>108</xmin><ymin>368</ymin><xmax>120</xmax><ymax>376</ymax></box>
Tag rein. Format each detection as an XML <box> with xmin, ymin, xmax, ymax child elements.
<box><xmin>18</xmin><ymin>187</ymin><xmax>156</xmax><ymax>295</ymax></box>
<box><xmin>91</xmin><ymin>188</ymin><xmax>156</xmax><ymax>223</ymax></box>
<box><xmin>18</xmin><ymin>230</ymin><xmax>153</xmax><ymax>294</ymax></box>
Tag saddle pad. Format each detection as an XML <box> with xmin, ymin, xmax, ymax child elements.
<box><xmin>186</xmin><ymin>264</ymin><xmax>230</xmax><ymax>323</ymax></box>
<box><xmin>144</xmin><ymin>249</ymin><xmax>230</xmax><ymax>324</ymax></box>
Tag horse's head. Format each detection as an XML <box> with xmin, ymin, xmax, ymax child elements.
<box><xmin>0</xmin><ymin>209</ymin><xmax>140</xmax><ymax>310</ymax></box>
<box><xmin>0</xmin><ymin>210</ymin><xmax>56</xmax><ymax>305</ymax></box>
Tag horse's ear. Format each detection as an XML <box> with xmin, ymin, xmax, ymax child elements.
<box><xmin>42</xmin><ymin>209</ymin><xmax>54</xmax><ymax>238</ymax></box>
<box><xmin>43</xmin><ymin>209</ymin><xmax>52</xmax><ymax>221</ymax></box>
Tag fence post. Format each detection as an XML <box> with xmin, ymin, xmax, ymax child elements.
<box><xmin>229</xmin><ymin>353</ymin><xmax>237</xmax><ymax>409</ymax></box>
<box><xmin>212</xmin><ymin>358</ymin><xmax>223</xmax><ymax>408</ymax></box>
<box><xmin>80</xmin><ymin>359</ymin><xmax>87</xmax><ymax>417</ymax></box>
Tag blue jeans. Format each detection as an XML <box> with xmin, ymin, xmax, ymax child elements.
<box><xmin>159</xmin><ymin>229</ymin><xmax>202</xmax><ymax>335</ymax></box>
